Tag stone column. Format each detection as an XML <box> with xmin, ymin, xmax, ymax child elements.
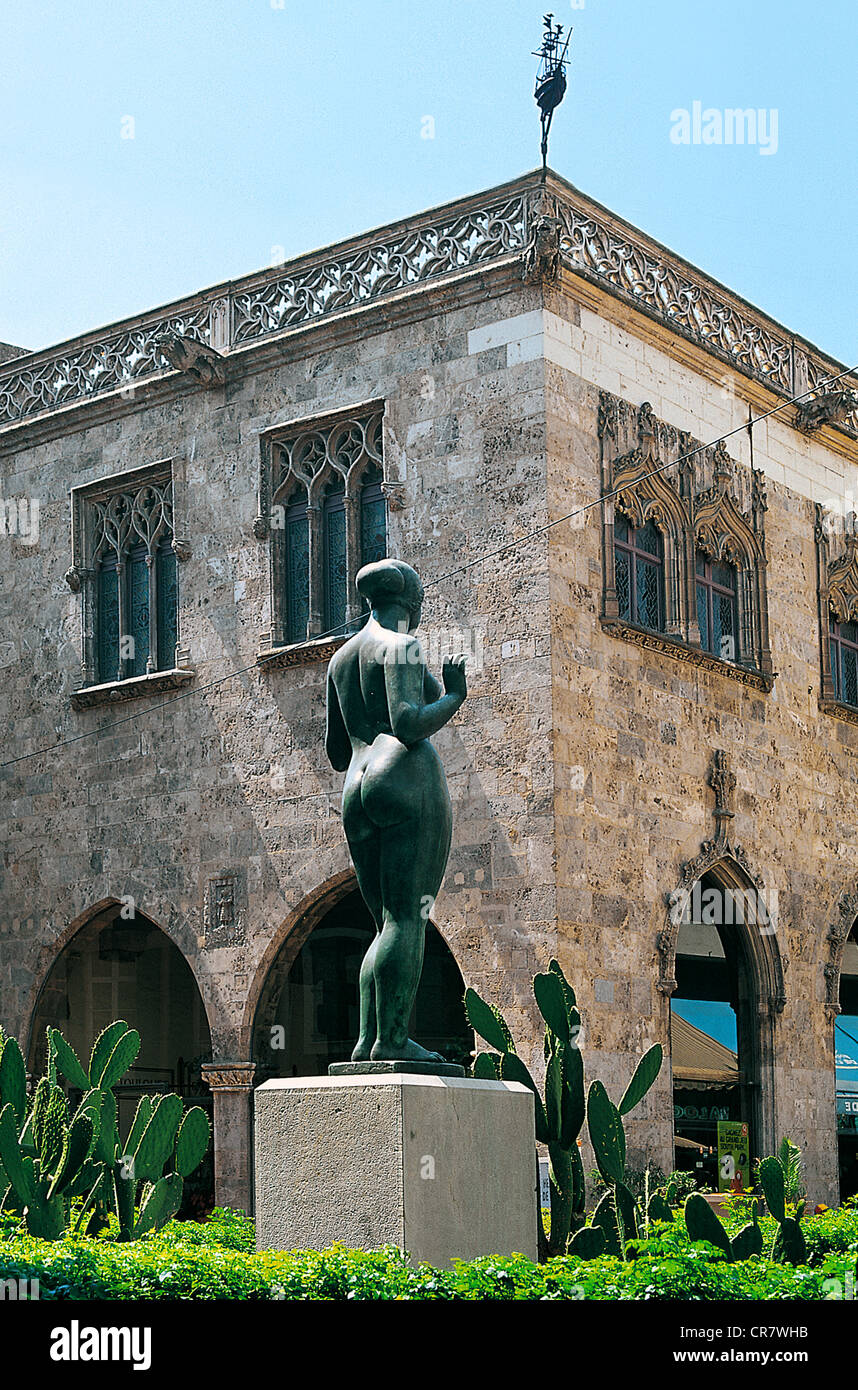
<box><xmin>201</xmin><ymin>1062</ymin><xmax>256</xmax><ymax>1214</ymax></box>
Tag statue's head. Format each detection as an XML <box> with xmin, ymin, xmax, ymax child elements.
<box><xmin>356</xmin><ymin>559</ymin><xmax>424</xmax><ymax>633</ymax></box>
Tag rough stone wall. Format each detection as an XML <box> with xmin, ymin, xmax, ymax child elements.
<box><xmin>0</xmin><ymin>276</ymin><xmax>558</xmax><ymax>1094</ymax></box>
<box><xmin>538</xmin><ymin>279</ymin><xmax>858</xmax><ymax>1204</ymax></box>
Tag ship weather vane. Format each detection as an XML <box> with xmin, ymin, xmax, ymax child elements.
<box><xmin>533</xmin><ymin>13</ymin><xmax>572</xmax><ymax>171</ymax></box>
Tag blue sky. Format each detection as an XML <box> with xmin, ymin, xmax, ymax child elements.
<box><xmin>1</xmin><ymin>1</ymin><xmax>855</xmax><ymax>361</ymax></box>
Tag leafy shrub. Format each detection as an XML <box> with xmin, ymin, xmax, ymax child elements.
<box><xmin>0</xmin><ymin>1206</ymin><xmax>855</xmax><ymax>1300</ymax></box>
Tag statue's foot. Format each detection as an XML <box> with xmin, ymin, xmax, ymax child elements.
<box><xmin>351</xmin><ymin>1037</ymin><xmax>372</xmax><ymax>1062</ymax></box>
<box><xmin>370</xmin><ymin>1037</ymin><xmax>445</xmax><ymax>1063</ymax></box>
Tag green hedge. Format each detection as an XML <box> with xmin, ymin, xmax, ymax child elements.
<box><xmin>0</xmin><ymin>1207</ymin><xmax>856</xmax><ymax>1300</ymax></box>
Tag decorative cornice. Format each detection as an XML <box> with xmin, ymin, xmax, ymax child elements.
<box><xmin>1</xmin><ymin>169</ymin><xmax>855</xmax><ymax>448</ymax></box>
<box><xmin>600</xmin><ymin>617</ymin><xmax>776</xmax><ymax>691</ymax></box>
<box><xmin>257</xmin><ymin>637</ymin><xmax>346</xmax><ymax>671</ymax></box>
<box><xmin>70</xmin><ymin>667</ymin><xmax>195</xmax><ymax>710</ymax></box>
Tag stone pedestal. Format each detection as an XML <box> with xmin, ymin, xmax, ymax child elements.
<box><xmin>254</xmin><ymin>1073</ymin><xmax>537</xmax><ymax>1268</ymax></box>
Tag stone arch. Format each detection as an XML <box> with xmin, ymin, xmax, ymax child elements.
<box><xmin>243</xmin><ymin>872</ymin><xmax>472</xmax><ymax>1078</ymax></box>
<box><xmin>239</xmin><ymin>870</ymin><xmax>355</xmax><ymax>1058</ymax></box>
<box><xmin>22</xmin><ymin>897</ymin><xmax>213</xmax><ymax>1064</ymax></box>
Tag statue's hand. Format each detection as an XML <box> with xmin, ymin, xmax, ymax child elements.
<box><xmin>442</xmin><ymin>653</ymin><xmax>468</xmax><ymax>702</ymax></box>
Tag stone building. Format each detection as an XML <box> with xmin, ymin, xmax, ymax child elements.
<box><xmin>2</xmin><ymin>169</ymin><xmax>858</xmax><ymax>1214</ymax></box>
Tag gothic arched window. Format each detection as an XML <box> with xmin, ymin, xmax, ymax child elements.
<box><xmin>614</xmin><ymin>515</ymin><xmax>664</xmax><ymax>631</ymax></box>
<box><xmin>262</xmin><ymin>408</ymin><xmax>388</xmax><ymax>651</ymax></box>
<box><xmin>696</xmin><ymin>552</ymin><xmax>739</xmax><ymax>662</ymax></box>
<box><xmin>82</xmin><ymin>471</ymin><xmax>179</xmax><ymax>686</ymax></box>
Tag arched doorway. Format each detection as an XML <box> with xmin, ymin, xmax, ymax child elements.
<box><xmin>837</xmin><ymin>923</ymin><xmax>858</xmax><ymax>1200</ymax></box>
<box><xmin>252</xmin><ymin>887</ymin><xmax>472</xmax><ymax>1080</ymax></box>
<box><xmin>29</xmin><ymin>905</ymin><xmax>214</xmax><ymax>1214</ymax></box>
<box><xmin>670</xmin><ymin>869</ymin><xmax>774</xmax><ymax>1191</ymax></box>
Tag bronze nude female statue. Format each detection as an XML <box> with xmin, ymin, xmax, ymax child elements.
<box><xmin>325</xmin><ymin>559</ymin><xmax>467</xmax><ymax>1063</ymax></box>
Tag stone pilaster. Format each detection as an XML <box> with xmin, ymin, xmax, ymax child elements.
<box><xmin>202</xmin><ymin>1062</ymin><xmax>256</xmax><ymax>1215</ymax></box>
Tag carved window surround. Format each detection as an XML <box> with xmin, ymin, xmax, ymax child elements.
<box><xmin>66</xmin><ymin>458</ymin><xmax>192</xmax><ymax>699</ymax></box>
<box><xmin>599</xmin><ymin>391</ymin><xmax>774</xmax><ymax>686</ymax></box>
<box><xmin>255</xmin><ymin>402</ymin><xmax>388</xmax><ymax>650</ymax></box>
<box><xmin>815</xmin><ymin>504</ymin><xmax>858</xmax><ymax>717</ymax></box>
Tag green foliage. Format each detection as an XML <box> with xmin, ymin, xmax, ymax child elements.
<box><xmin>0</xmin><ymin>1021</ymin><xmax>210</xmax><ymax>1243</ymax></box>
<box><xmin>775</xmin><ymin>1136</ymin><xmax>806</xmax><ymax>1208</ymax></box>
<box><xmin>0</xmin><ymin>1208</ymin><xmax>855</xmax><ymax>1300</ymax></box>
<box><xmin>466</xmin><ymin>966</ymin><xmax>663</xmax><ymax>1262</ymax></box>
<box><xmin>466</xmin><ymin>961</ymin><xmax>588</xmax><ymax>1259</ymax></box>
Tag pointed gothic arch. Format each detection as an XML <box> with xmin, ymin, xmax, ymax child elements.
<box><xmin>660</xmin><ymin>751</ymin><xmax>785</xmax><ymax>1168</ymax></box>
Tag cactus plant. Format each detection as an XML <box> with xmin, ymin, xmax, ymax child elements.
<box><xmin>466</xmin><ymin>960</ymin><xmax>586</xmax><ymax>1259</ymax></box>
<box><xmin>0</xmin><ymin>1020</ymin><xmax>211</xmax><ymax>1242</ymax></box>
<box><xmin>466</xmin><ymin>962</ymin><xmax>663</xmax><ymax>1261</ymax></box>
<box><xmin>684</xmin><ymin>1190</ymin><xmax>764</xmax><ymax>1263</ymax></box>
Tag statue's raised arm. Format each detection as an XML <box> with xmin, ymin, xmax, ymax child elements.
<box><xmin>325</xmin><ymin>559</ymin><xmax>467</xmax><ymax>1067</ymax></box>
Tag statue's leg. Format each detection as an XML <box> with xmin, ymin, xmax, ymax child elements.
<box><xmin>343</xmin><ymin>795</ymin><xmax>383</xmax><ymax>1062</ymax></box>
<box><xmin>370</xmin><ymin>800</ymin><xmax>452</xmax><ymax>1062</ymax></box>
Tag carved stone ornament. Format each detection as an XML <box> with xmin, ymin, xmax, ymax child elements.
<box><xmin>823</xmin><ymin>889</ymin><xmax>858</xmax><ymax>1015</ymax></box>
<box><xmin>658</xmin><ymin>750</ymin><xmax>787</xmax><ymax>1012</ymax></box>
<box><xmin>795</xmin><ymin>387</ymin><xmax>858</xmax><ymax>435</ymax></box>
<box><xmin>521</xmin><ymin>212</ymin><xmax>562</xmax><ymax>285</ymax></box>
<box><xmin>201</xmin><ymin>1062</ymin><xmax>256</xmax><ymax>1092</ymax></box>
<box><xmin>64</xmin><ymin>565</ymin><xmax>82</xmax><ymax>593</ymax></box>
<box><xmin>204</xmin><ymin>870</ymin><xmax>247</xmax><ymax>946</ymax></box>
<box><xmin>156</xmin><ymin>333</ymin><xmax>226</xmax><ymax>388</ymax></box>
<box><xmin>2</xmin><ymin>175</ymin><xmax>855</xmax><ymax>442</ymax></box>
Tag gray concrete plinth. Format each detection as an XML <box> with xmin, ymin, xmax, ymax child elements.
<box><xmin>254</xmin><ymin>1073</ymin><xmax>537</xmax><ymax>1268</ymax></box>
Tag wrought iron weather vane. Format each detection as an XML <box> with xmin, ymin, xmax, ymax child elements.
<box><xmin>533</xmin><ymin>13</ymin><xmax>571</xmax><ymax>171</ymax></box>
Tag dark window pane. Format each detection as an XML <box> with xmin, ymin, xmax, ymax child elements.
<box><xmin>713</xmin><ymin>560</ymin><xmax>735</xmax><ymax>591</ymax></box>
<box><xmin>324</xmin><ymin>486</ymin><xmax>347</xmax><ymax>635</ymax></box>
<box><xmin>615</xmin><ymin>514</ymin><xmax>629</xmax><ymax>544</ymax></box>
<box><xmin>695</xmin><ymin>552</ymin><xmax>707</xmax><ymax>577</ymax></box>
<box><xmin>696</xmin><ymin>582</ymin><xmax>709</xmax><ymax>650</ymax></box>
<box><xmin>637</xmin><ymin>520</ymin><xmax>661</xmax><ymax>557</ymax></box>
<box><xmin>636</xmin><ymin>557</ymin><xmax>661</xmax><ymax>629</ymax></box>
<box><xmin>156</xmin><ymin>545</ymin><xmax>178</xmax><ymax>671</ymax></box>
<box><xmin>844</xmin><ymin>647</ymin><xmax>858</xmax><ymax>706</ymax></box>
<box><xmin>97</xmin><ymin>562</ymin><xmax>119</xmax><ymax>683</ymax></box>
<box><xmin>286</xmin><ymin>501</ymin><xmax>310</xmax><ymax>643</ymax></box>
<box><xmin>843</xmin><ymin>622</ymin><xmax>858</xmax><ymax>646</ymax></box>
<box><xmin>360</xmin><ymin>476</ymin><xmax>387</xmax><ymax>568</ymax></box>
<box><xmin>717</xmin><ymin>590</ymin><xmax>737</xmax><ymax>661</ymax></box>
<box><xmin>126</xmin><ymin>549</ymin><xmax>150</xmax><ymax>678</ymax></box>
<box><xmin>615</xmin><ymin>549</ymin><xmax>630</xmax><ymax>620</ymax></box>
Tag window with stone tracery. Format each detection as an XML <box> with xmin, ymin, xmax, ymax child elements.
<box><xmin>598</xmin><ymin>391</ymin><xmax>773</xmax><ymax>688</ymax></box>
<box><xmin>257</xmin><ymin>407</ymin><xmax>388</xmax><ymax>649</ymax></box>
<box><xmin>815</xmin><ymin>507</ymin><xmax>858</xmax><ymax>714</ymax></box>
<box><xmin>66</xmin><ymin>462</ymin><xmax>184</xmax><ymax>689</ymax></box>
